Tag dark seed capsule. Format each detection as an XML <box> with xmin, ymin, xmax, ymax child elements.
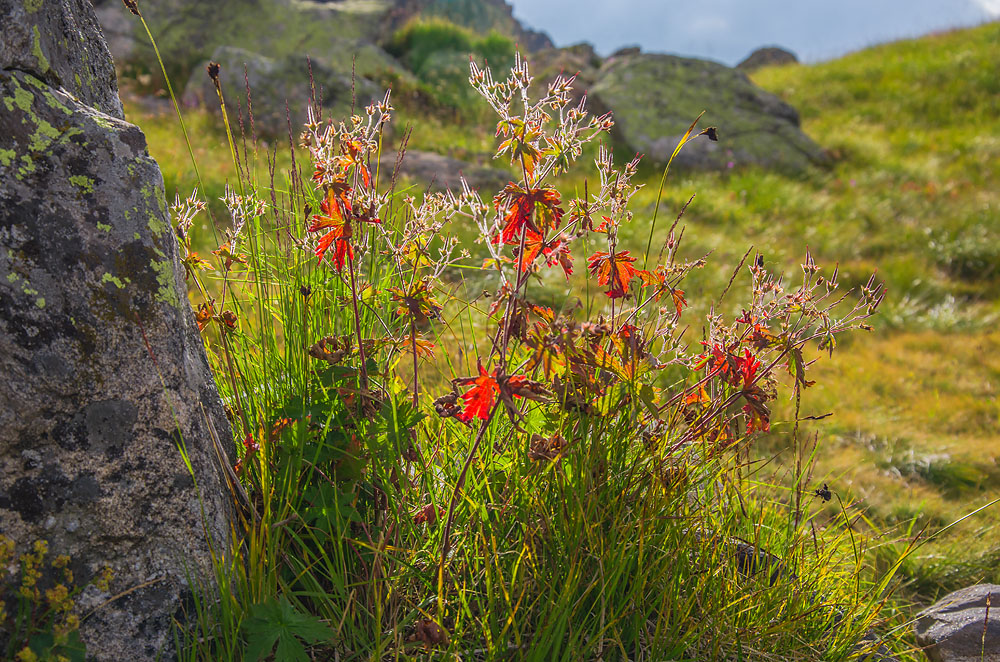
<box><xmin>207</xmin><ymin>61</ymin><xmax>221</xmax><ymax>85</ymax></box>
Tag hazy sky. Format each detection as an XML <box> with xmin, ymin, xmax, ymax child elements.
<box><xmin>507</xmin><ymin>0</ymin><xmax>1000</xmax><ymax>65</ymax></box>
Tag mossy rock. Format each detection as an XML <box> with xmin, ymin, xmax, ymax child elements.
<box><xmin>525</xmin><ymin>43</ymin><xmax>605</xmax><ymax>112</ymax></box>
<box><xmin>381</xmin><ymin>0</ymin><xmax>551</xmax><ymax>52</ymax></box>
<box><xmin>93</xmin><ymin>0</ymin><xmax>548</xmax><ymax>95</ymax></box>
<box><xmin>737</xmin><ymin>46</ymin><xmax>799</xmax><ymax>72</ymax></box>
<box><xmin>94</xmin><ymin>0</ymin><xmax>399</xmax><ymax>92</ymax></box>
<box><xmin>590</xmin><ymin>51</ymin><xmax>828</xmax><ymax>173</ymax></box>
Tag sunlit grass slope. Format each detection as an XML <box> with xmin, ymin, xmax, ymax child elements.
<box><xmin>125</xmin><ymin>20</ymin><xmax>1000</xmax><ymax>602</ymax></box>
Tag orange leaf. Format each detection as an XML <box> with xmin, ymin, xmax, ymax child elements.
<box><xmin>493</xmin><ymin>183</ymin><xmax>564</xmax><ymax>245</ymax></box>
<box><xmin>587</xmin><ymin>250</ymin><xmax>646</xmax><ymax>299</ymax></box>
<box><xmin>455</xmin><ymin>364</ymin><xmax>499</xmax><ymax>422</ymax></box>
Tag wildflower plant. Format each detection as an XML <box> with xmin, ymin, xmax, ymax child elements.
<box><xmin>0</xmin><ymin>536</ymin><xmax>112</xmax><ymax>662</ymax></box>
<box><xmin>165</xmin><ymin>42</ymin><xmax>904</xmax><ymax>661</ymax></box>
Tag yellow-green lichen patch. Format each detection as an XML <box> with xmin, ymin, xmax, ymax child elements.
<box><xmin>3</xmin><ymin>81</ymin><xmax>33</xmax><ymax>113</ymax></box>
<box><xmin>150</xmin><ymin>258</ymin><xmax>180</xmax><ymax>308</ymax></box>
<box><xmin>69</xmin><ymin>175</ymin><xmax>94</xmax><ymax>194</ymax></box>
<box><xmin>7</xmin><ymin>272</ymin><xmax>20</xmax><ymax>283</ymax></box>
<box><xmin>0</xmin><ymin>149</ymin><xmax>15</xmax><ymax>167</ymax></box>
<box><xmin>22</xmin><ymin>74</ymin><xmax>73</xmax><ymax>115</ymax></box>
<box><xmin>97</xmin><ymin>222</ymin><xmax>113</xmax><ymax>233</ymax></box>
<box><xmin>28</xmin><ymin>118</ymin><xmax>61</xmax><ymax>153</ymax></box>
<box><xmin>17</xmin><ymin>153</ymin><xmax>36</xmax><ymax>178</ymax></box>
<box><xmin>143</xmin><ymin>185</ymin><xmax>169</xmax><ymax>238</ymax></box>
<box><xmin>24</xmin><ymin>0</ymin><xmax>43</xmax><ymax>12</ymax></box>
<box><xmin>36</xmin><ymin>297</ymin><xmax>45</xmax><ymax>309</ymax></box>
<box><xmin>101</xmin><ymin>272</ymin><xmax>129</xmax><ymax>289</ymax></box>
<box><xmin>31</xmin><ymin>26</ymin><xmax>50</xmax><ymax>74</ymax></box>
<box><xmin>92</xmin><ymin>115</ymin><xmax>116</xmax><ymax>131</ymax></box>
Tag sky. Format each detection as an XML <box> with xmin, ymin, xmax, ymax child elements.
<box><xmin>507</xmin><ymin>0</ymin><xmax>1000</xmax><ymax>66</ymax></box>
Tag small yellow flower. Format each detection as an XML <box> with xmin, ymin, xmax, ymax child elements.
<box><xmin>95</xmin><ymin>565</ymin><xmax>114</xmax><ymax>592</ymax></box>
<box><xmin>16</xmin><ymin>647</ymin><xmax>39</xmax><ymax>662</ymax></box>
<box><xmin>46</xmin><ymin>583</ymin><xmax>70</xmax><ymax>610</ymax></box>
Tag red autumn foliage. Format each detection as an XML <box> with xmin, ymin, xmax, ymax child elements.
<box><xmin>493</xmin><ymin>183</ymin><xmax>565</xmax><ymax>246</ymax></box>
<box><xmin>587</xmin><ymin>250</ymin><xmax>647</xmax><ymax>299</ymax></box>
<box><xmin>454</xmin><ymin>364</ymin><xmax>500</xmax><ymax>422</ymax></box>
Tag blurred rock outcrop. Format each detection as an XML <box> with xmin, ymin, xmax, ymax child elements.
<box><xmin>589</xmin><ymin>49</ymin><xmax>827</xmax><ymax>173</ymax></box>
<box><xmin>737</xmin><ymin>46</ymin><xmax>799</xmax><ymax>72</ymax></box>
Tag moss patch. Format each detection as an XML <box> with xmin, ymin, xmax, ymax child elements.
<box><xmin>31</xmin><ymin>25</ymin><xmax>50</xmax><ymax>74</ymax></box>
<box><xmin>69</xmin><ymin>175</ymin><xmax>95</xmax><ymax>194</ymax></box>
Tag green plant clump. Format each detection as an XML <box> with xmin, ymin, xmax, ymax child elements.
<box><xmin>148</xmin><ymin>38</ymin><xmax>932</xmax><ymax>658</ymax></box>
<box><xmin>387</xmin><ymin>18</ymin><xmax>515</xmax><ymax>115</ymax></box>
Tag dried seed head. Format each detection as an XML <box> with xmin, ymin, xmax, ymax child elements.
<box><xmin>122</xmin><ymin>0</ymin><xmax>140</xmax><ymax>16</ymax></box>
<box><xmin>207</xmin><ymin>61</ymin><xmax>221</xmax><ymax>87</ymax></box>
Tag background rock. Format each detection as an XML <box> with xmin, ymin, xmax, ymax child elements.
<box><xmin>737</xmin><ymin>46</ymin><xmax>799</xmax><ymax>72</ymax></box>
<box><xmin>589</xmin><ymin>51</ymin><xmax>827</xmax><ymax>173</ymax></box>
<box><xmin>379</xmin><ymin>149</ymin><xmax>510</xmax><ymax>191</ymax></box>
<box><xmin>182</xmin><ymin>46</ymin><xmax>383</xmax><ymax>138</ymax></box>
<box><xmin>525</xmin><ymin>43</ymin><xmax>606</xmax><ymax>112</ymax></box>
<box><xmin>93</xmin><ymin>0</ymin><xmax>548</xmax><ymax>96</ymax></box>
<box><xmin>378</xmin><ymin>0</ymin><xmax>552</xmax><ymax>52</ymax></box>
<box><xmin>914</xmin><ymin>584</ymin><xmax>1000</xmax><ymax>662</ymax></box>
<box><xmin>1</xmin><ymin>1</ymin><xmax>233</xmax><ymax>659</ymax></box>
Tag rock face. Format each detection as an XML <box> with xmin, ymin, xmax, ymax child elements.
<box><xmin>737</xmin><ymin>46</ymin><xmax>799</xmax><ymax>72</ymax></box>
<box><xmin>1</xmin><ymin>1</ymin><xmax>233</xmax><ymax>659</ymax></box>
<box><xmin>589</xmin><ymin>51</ymin><xmax>827</xmax><ymax>173</ymax></box>
<box><xmin>914</xmin><ymin>584</ymin><xmax>1000</xmax><ymax>662</ymax></box>
<box><xmin>182</xmin><ymin>46</ymin><xmax>383</xmax><ymax>138</ymax></box>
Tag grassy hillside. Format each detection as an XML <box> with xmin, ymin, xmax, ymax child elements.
<box><xmin>126</xmin><ymin>17</ymin><xmax>1000</xmax><ymax>610</ymax></box>
<box><xmin>747</xmin><ymin>21</ymin><xmax>1000</xmax><ymax>598</ymax></box>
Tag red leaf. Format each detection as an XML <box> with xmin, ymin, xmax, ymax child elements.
<box><xmin>587</xmin><ymin>250</ymin><xmax>645</xmax><ymax>299</ymax></box>
<box><xmin>736</xmin><ymin>348</ymin><xmax>761</xmax><ymax>388</ymax></box>
<box><xmin>671</xmin><ymin>288</ymin><xmax>687</xmax><ymax>317</ymax></box>
<box><xmin>455</xmin><ymin>364</ymin><xmax>499</xmax><ymax>422</ymax></box>
<box><xmin>493</xmin><ymin>183</ymin><xmax>565</xmax><ymax>245</ymax></box>
<box><xmin>315</xmin><ymin>232</ymin><xmax>353</xmax><ymax>271</ymax></box>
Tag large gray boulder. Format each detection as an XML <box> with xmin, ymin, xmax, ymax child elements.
<box><xmin>1</xmin><ymin>1</ymin><xmax>233</xmax><ymax>659</ymax></box>
<box><xmin>915</xmin><ymin>584</ymin><xmax>1000</xmax><ymax>662</ymax></box>
<box><xmin>589</xmin><ymin>50</ymin><xmax>828</xmax><ymax>173</ymax></box>
<box><xmin>92</xmin><ymin>0</ymin><xmax>399</xmax><ymax>91</ymax></box>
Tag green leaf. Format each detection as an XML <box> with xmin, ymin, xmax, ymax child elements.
<box><xmin>243</xmin><ymin>596</ymin><xmax>331</xmax><ymax>662</ymax></box>
<box><xmin>639</xmin><ymin>384</ymin><xmax>660</xmax><ymax>418</ymax></box>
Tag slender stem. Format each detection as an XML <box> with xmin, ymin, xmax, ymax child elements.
<box><xmin>347</xmin><ymin>250</ymin><xmax>369</xmax><ymax>392</ymax></box>
<box><xmin>439</xmin><ymin>402</ymin><xmax>498</xmax><ymax>571</ymax></box>
<box><xmin>410</xmin><ymin>322</ymin><xmax>419</xmax><ymax>409</ymax></box>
